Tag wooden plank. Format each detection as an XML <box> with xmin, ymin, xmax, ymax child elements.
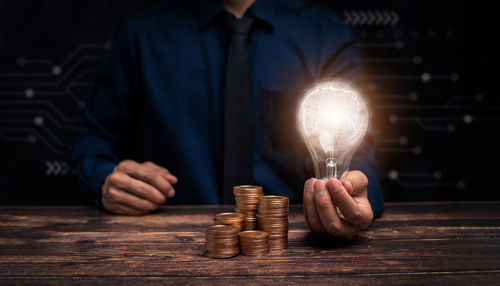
<box><xmin>0</xmin><ymin>224</ymin><xmax>499</xmax><ymax>245</ymax></box>
<box><xmin>1</xmin><ymin>203</ymin><xmax>499</xmax><ymax>244</ymax></box>
<box><xmin>1</xmin><ymin>202</ymin><xmax>499</xmax><ymax>219</ymax></box>
<box><xmin>1</xmin><ymin>271</ymin><xmax>500</xmax><ymax>286</ymax></box>
<box><xmin>1</xmin><ymin>204</ymin><xmax>499</xmax><ymax>227</ymax></box>
<box><xmin>0</xmin><ymin>203</ymin><xmax>499</xmax><ymax>282</ymax></box>
<box><xmin>0</xmin><ymin>239</ymin><xmax>498</xmax><ymax>277</ymax></box>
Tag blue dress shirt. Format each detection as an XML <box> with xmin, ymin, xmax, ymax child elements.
<box><xmin>69</xmin><ymin>0</ymin><xmax>384</xmax><ymax>217</ymax></box>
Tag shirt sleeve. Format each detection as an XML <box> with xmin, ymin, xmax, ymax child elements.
<box><xmin>69</xmin><ymin>23</ymin><xmax>138</xmax><ymax>206</ymax></box>
<box><xmin>318</xmin><ymin>17</ymin><xmax>384</xmax><ymax>218</ymax></box>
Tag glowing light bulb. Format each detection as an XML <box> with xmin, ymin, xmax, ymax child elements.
<box><xmin>297</xmin><ymin>80</ymin><xmax>369</xmax><ymax>181</ymax></box>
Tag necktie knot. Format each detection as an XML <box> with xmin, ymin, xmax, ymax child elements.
<box><xmin>223</xmin><ymin>13</ymin><xmax>254</xmax><ymax>36</ymax></box>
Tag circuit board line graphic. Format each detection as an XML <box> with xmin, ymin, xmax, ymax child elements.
<box><xmin>1</xmin><ymin>4</ymin><xmax>497</xmax><ymax>203</ymax></box>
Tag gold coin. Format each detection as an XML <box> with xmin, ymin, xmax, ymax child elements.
<box><xmin>238</xmin><ymin>231</ymin><xmax>269</xmax><ymax>256</ymax></box>
<box><xmin>238</xmin><ymin>230</ymin><xmax>269</xmax><ymax>239</ymax></box>
<box><xmin>206</xmin><ymin>186</ymin><xmax>290</xmax><ymax>258</ymax></box>
<box><xmin>234</xmin><ymin>185</ymin><xmax>264</xmax><ymax>233</ymax></box>
<box><xmin>206</xmin><ymin>224</ymin><xmax>239</xmax><ymax>235</ymax></box>
<box><xmin>205</xmin><ymin>224</ymin><xmax>240</xmax><ymax>259</ymax></box>
<box><xmin>256</xmin><ymin>195</ymin><xmax>289</xmax><ymax>251</ymax></box>
<box><xmin>259</xmin><ymin>195</ymin><xmax>289</xmax><ymax>204</ymax></box>
<box><xmin>215</xmin><ymin>212</ymin><xmax>244</xmax><ymax>220</ymax></box>
<box><xmin>205</xmin><ymin>251</ymin><xmax>239</xmax><ymax>259</ymax></box>
<box><xmin>214</xmin><ymin>212</ymin><xmax>244</xmax><ymax>231</ymax></box>
<box><xmin>233</xmin><ymin>185</ymin><xmax>263</xmax><ymax>193</ymax></box>
<box><xmin>258</xmin><ymin>196</ymin><xmax>289</xmax><ymax>216</ymax></box>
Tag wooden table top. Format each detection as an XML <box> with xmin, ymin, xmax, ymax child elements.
<box><xmin>0</xmin><ymin>202</ymin><xmax>499</xmax><ymax>285</ymax></box>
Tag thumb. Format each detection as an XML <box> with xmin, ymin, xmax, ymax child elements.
<box><xmin>326</xmin><ymin>179</ymin><xmax>361</xmax><ymax>223</ymax></box>
<box><xmin>345</xmin><ymin>171</ymin><xmax>368</xmax><ymax>196</ymax></box>
<box><xmin>343</xmin><ymin>180</ymin><xmax>354</xmax><ymax>195</ymax></box>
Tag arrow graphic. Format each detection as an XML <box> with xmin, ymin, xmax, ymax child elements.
<box><xmin>375</xmin><ymin>11</ymin><xmax>384</xmax><ymax>25</ymax></box>
<box><xmin>343</xmin><ymin>11</ymin><xmax>400</xmax><ymax>27</ymax></box>
<box><xmin>367</xmin><ymin>12</ymin><xmax>376</xmax><ymax>25</ymax></box>
<box><xmin>383</xmin><ymin>11</ymin><xmax>392</xmax><ymax>26</ymax></box>
<box><xmin>45</xmin><ymin>160</ymin><xmax>69</xmax><ymax>176</ymax></box>
<box><xmin>391</xmin><ymin>11</ymin><xmax>400</xmax><ymax>26</ymax></box>
<box><xmin>359</xmin><ymin>11</ymin><xmax>367</xmax><ymax>25</ymax></box>
<box><xmin>45</xmin><ymin>161</ymin><xmax>54</xmax><ymax>175</ymax></box>
<box><xmin>344</xmin><ymin>11</ymin><xmax>352</xmax><ymax>25</ymax></box>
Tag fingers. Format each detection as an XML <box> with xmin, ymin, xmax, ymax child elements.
<box><xmin>113</xmin><ymin>204</ymin><xmax>145</xmax><ymax>215</ymax></box>
<box><xmin>116</xmin><ymin>160</ymin><xmax>175</xmax><ymax>198</ymax></box>
<box><xmin>159</xmin><ymin>174</ymin><xmax>176</xmax><ymax>198</ymax></box>
<box><xmin>142</xmin><ymin>161</ymin><xmax>177</xmax><ymax>198</ymax></box>
<box><xmin>101</xmin><ymin>160</ymin><xmax>179</xmax><ymax>215</ymax></box>
<box><xmin>141</xmin><ymin>161</ymin><xmax>177</xmax><ymax>198</ymax></box>
<box><xmin>303</xmin><ymin>178</ymin><xmax>326</xmax><ymax>233</ymax></box>
<box><xmin>344</xmin><ymin>170</ymin><xmax>368</xmax><ymax>196</ymax></box>
<box><xmin>107</xmin><ymin>172</ymin><xmax>166</xmax><ymax>204</ymax></box>
<box><xmin>101</xmin><ymin>183</ymin><xmax>154</xmax><ymax>215</ymax></box>
<box><xmin>303</xmin><ymin>179</ymin><xmax>311</xmax><ymax>226</ymax></box>
<box><xmin>106</xmin><ymin>186</ymin><xmax>158</xmax><ymax>212</ymax></box>
<box><xmin>313</xmin><ymin>180</ymin><xmax>358</xmax><ymax>239</ymax></box>
<box><xmin>326</xmin><ymin>179</ymin><xmax>361</xmax><ymax>224</ymax></box>
<box><xmin>302</xmin><ymin>178</ymin><xmax>366</xmax><ymax>239</ymax></box>
<box><xmin>143</xmin><ymin>161</ymin><xmax>178</xmax><ymax>185</ymax></box>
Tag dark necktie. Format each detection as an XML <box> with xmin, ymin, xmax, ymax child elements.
<box><xmin>221</xmin><ymin>13</ymin><xmax>255</xmax><ymax>204</ymax></box>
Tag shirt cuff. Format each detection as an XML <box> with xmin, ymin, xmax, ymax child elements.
<box><xmin>367</xmin><ymin>184</ymin><xmax>384</xmax><ymax>218</ymax></box>
<box><xmin>88</xmin><ymin>161</ymin><xmax>117</xmax><ymax>207</ymax></box>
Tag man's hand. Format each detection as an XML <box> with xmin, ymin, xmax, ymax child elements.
<box><xmin>303</xmin><ymin>170</ymin><xmax>373</xmax><ymax>239</ymax></box>
<box><xmin>101</xmin><ymin>160</ymin><xmax>178</xmax><ymax>215</ymax></box>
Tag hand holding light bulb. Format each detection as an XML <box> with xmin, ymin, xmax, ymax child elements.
<box><xmin>303</xmin><ymin>171</ymin><xmax>373</xmax><ymax>239</ymax></box>
<box><xmin>298</xmin><ymin>80</ymin><xmax>374</xmax><ymax>239</ymax></box>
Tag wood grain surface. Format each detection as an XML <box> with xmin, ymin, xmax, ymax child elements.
<box><xmin>0</xmin><ymin>202</ymin><xmax>499</xmax><ymax>285</ymax></box>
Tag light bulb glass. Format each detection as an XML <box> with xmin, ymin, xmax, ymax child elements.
<box><xmin>297</xmin><ymin>80</ymin><xmax>369</xmax><ymax>181</ymax></box>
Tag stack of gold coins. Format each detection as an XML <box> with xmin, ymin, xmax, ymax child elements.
<box><xmin>205</xmin><ymin>225</ymin><xmax>240</xmax><ymax>259</ymax></box>
<box><xmin>233</xmin><ymin>185</ymin><xmax>264</xmax><ymax>230</ymax></box>
<box><xmin>214</xmin><ymin>212</ymin><xmax>244</xmax><ymax>231</ymax></box>
<box><xmin>238</xmin><ymin>230</ymin><xmax>269</xmax><ymax>256</ymax></box>
<box><xmin>257</xmin><ymin>195</ymin><xmax>289</xmax><ymax>250</ymax></box>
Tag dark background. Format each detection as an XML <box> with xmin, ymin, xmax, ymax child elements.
<box><xmin>0</xmin><ymin>0</ymin><xmax>498</xmax><ymax>204</ymax></box>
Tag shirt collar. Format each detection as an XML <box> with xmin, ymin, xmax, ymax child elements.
<box><xmin>197</xmin><ymin>0</ymin><xmax>276</xmax><ymax>30</ymax></box>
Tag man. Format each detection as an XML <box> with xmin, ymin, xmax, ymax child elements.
<box><xmin>70</xmin><ymin>0</ymin><xmax>384</xmax><ymax>240</ymax></box>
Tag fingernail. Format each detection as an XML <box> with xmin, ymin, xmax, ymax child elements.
<box><xmin>307</xmin><ymin>178</ymin><xmax>316</xmax><ymax>192</ymax></box>
<box><xmin>314</xmin><ymin>180</ymin><xmax>327</xmax><ymax>194</ymax></box>
<box><xmin>168</xmin><ymin>189</ymin><xmax>175</xmax><ymax>198</ymax></box>
<box><xmin>344</xmin><ymin>181</ymin><xmax>353</xmax><ymax>192</ymax></box>
<box><xmin>167</xmin><ymin>174</ymin><xmax>178</xmax><ymax>183</ymax></box>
